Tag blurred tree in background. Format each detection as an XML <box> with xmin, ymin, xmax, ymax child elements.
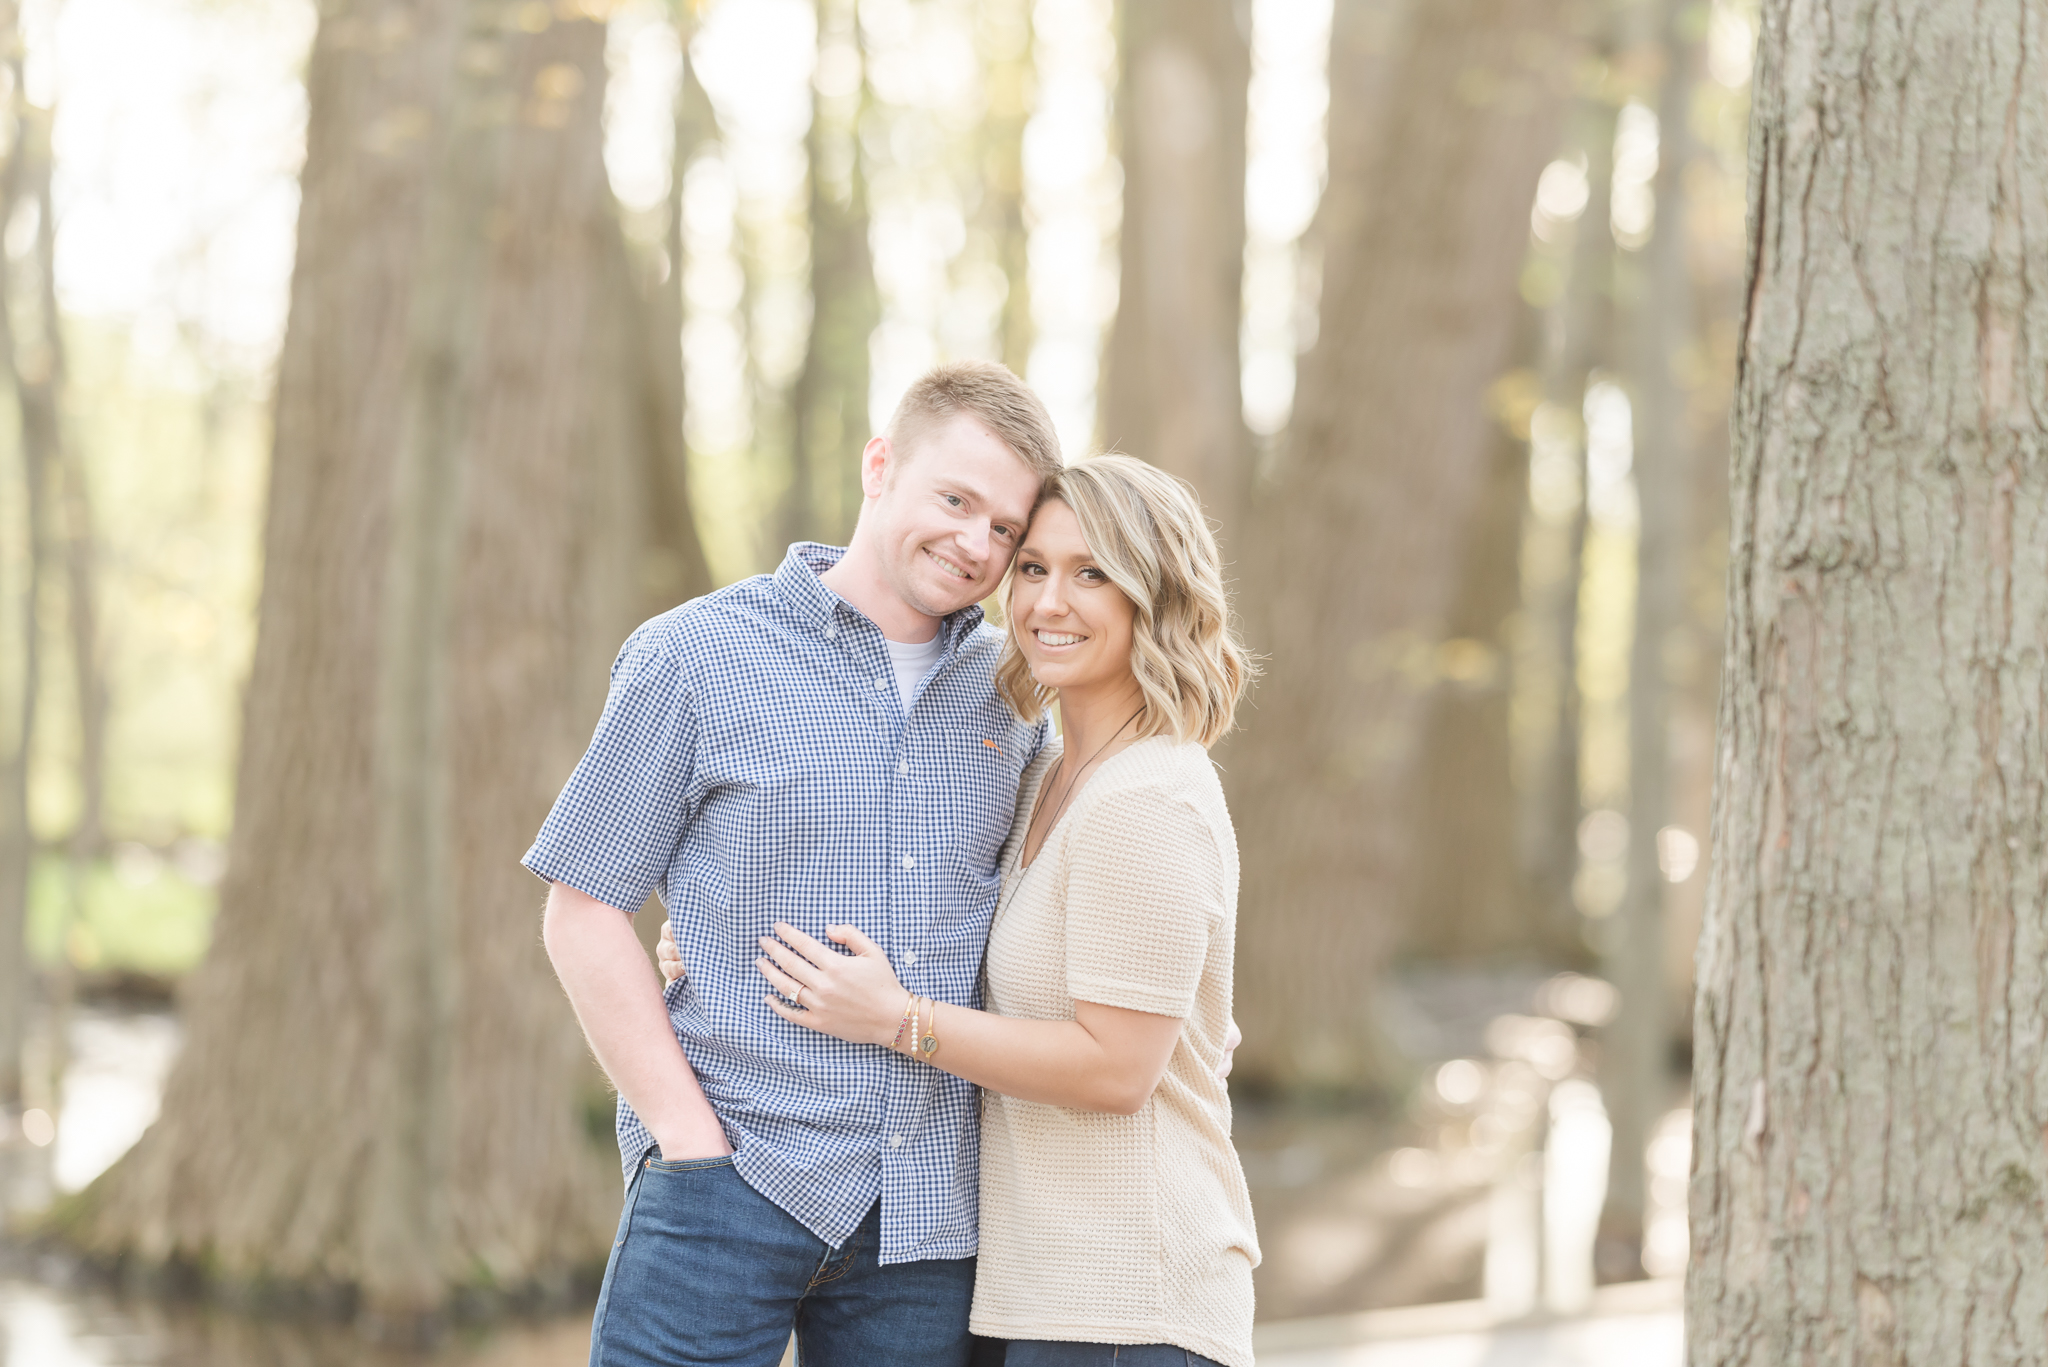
<box><xmin>1099</xmin><ymin>0</ymin><xmax>1249</xmax><ymax>528</ymax></box>
<box><xmin>63</xmin><ymin>0</ymin><xmax>706</xmax><ymax>1328</ymax></box>
<box><xmin>1224</xmin><ymin>0</ymin><xmax>1572</xmax><ymax>1089</ymax></box>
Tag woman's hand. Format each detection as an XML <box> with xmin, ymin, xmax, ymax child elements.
<box><xmin>757</xmin><ymin>922</ymin><xmax>909</xmax><ymax>1048</ymax></box>
<box><xmin>1219</xmin><ymin>1018</ymin><xmax>1242</xmax><ymax>1080</ymax></box>
<box><xmin>656</xmin><ymin>918</ymin><xmax>684</xmax><ymax>985</ymax></box>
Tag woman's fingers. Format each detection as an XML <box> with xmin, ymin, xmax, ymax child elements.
<box><xmin>773</xmin><ymin>921</ymin><xmax>846</xmax><ymax>964</ymax></box>
<box><xmin>758</xmin><ymin>934</ymin><xmax>822</xmax><ymax>985</ymax></box>
<box><xmin>755</xmin><ymin>955</ymin><xmax>805</xmax><ymax>1000</ymax></box>
<box><xmin>764</xmin><ymin>995</ymin><xmax>822</xmax><ymax>1030</ymax></box>
<box><xmin>828</xmin><ymin>923</ymin><xmax>883</xmax><ymax>956</ymax></box>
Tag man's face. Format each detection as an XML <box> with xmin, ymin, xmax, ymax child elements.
<box><xmin>863</xmin><ymin>414</ymin><xmax>1043</xmax><ymax>618</ymax></box>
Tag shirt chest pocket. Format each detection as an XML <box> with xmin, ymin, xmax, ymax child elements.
<box><xmin>938</xmin><ymin>744</ymin><xmax>1026</xmax><ymax>874</ymax></box>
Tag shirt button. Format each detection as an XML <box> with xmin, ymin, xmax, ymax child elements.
<box><xmin>901</xmin><ymin>855</ymin><xmax>916</xmax><ymax>870</ymax></box>
<box><xmin>897</xmin><ymin>760</ymin><xmax>909</xmax><ymax>776</ymax></box>
<box><xmin>825</xmin><ymin>625</ymin><xmax>836</xmax><ymax>638</ymax></box>
<box><xmin>903</xmin><ymin>951</ymin><xmax>918</xmax><ymax>967</ymax></box>
<box><xmin>889</xmin><ymin>1134</ymin><xmax>903</xmax><ymax>1148</ymax></box>
<box><xmin>874</xmin><ymin>677</ymin><xmax>887</xmax><ymax>690</ymax></box>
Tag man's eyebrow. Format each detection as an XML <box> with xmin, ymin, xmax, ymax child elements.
<box><xmin>946</xmin><ymin>475</ymin><xmax>1032</xmax><ymax>527</ymax></box>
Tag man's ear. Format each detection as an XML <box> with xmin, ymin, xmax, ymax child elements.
<box><xmin>860</xmin><ymin>436</ymin><xmax>893</xmax><ymax>500</ymax></box>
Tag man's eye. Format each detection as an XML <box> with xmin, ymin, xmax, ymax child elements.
<box><xmin>944</xmin><ymin>494</ymin><xmax>963</xmax><ymax>508</ymax></box>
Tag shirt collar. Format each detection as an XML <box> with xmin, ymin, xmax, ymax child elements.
<box><xmin>772</xmin><ymin>541</ymin><xmax>986</xmax><ymax>650</ymax></box>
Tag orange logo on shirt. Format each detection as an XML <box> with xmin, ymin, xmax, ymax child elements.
<box><xmin>982</xmin><ymin>738</ymin><xmax>1002</xmax><ymax>751</ymax></box>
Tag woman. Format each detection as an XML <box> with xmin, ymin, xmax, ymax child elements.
<box><xmin>664</xmin><ymin>455</ymin><xmax>1258</xmax><ymax>1367</ymax></box>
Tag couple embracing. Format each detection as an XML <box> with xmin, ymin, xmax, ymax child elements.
<box><xmin>527</xmin><ymin>361</ymin><xmax>1261</xmax><ymax>1367</ymax></box>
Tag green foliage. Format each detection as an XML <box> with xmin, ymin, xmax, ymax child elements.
<box><xmin>27</xmin><ymin>852</ymin><xmax>217</xmax><ymax>977</ymax></box>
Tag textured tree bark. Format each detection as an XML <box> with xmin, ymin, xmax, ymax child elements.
<box><xmin>1226</xmin><ymin>0</ymin><xmax>1569</xmax><ymax>1088</ymax></box>
<box><xmin>1690</xmin><ymin>0</ymin><xmax>2048</xmax><ymax>1360</ymax></box>
<box><xmin>779</xmin><ymin>0</ymin><xmax>877</xmax><ymax>550</ymax></box>
<box><xmin>67</xmin><ymin>0</ymin><xmax>686</xmax><ymax>1328</ymax></box>
<box><xmin>1100</xmin><ymin>0</ymin><xmax>1250</xmax><ymax>526</ymax></box>
<box><xmin>1600</xmin><ymin>9</ymin><xmax>1698</xmax><ymax>1279</ymax></box>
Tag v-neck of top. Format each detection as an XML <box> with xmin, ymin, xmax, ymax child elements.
<box><xmin>1009</xmin><ymin>734</ymin><xmax>1162</xmax><ymax>878</ymax></box>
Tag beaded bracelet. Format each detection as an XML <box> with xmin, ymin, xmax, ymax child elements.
<box><xmin>889</xmin><ymin>990</ymin><xmax>917</xmax><ymax>1052</ymax></box>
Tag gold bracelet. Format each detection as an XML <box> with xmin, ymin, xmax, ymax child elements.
<box><xmin>890</xmin><ymin>990</ymin><xmax>916</xmax><ymax>1052</ymax></box>
<box><xmin>918</xmin><ymin>997</ymin><xmax>940</xmax><ymax>1061</ymax></box>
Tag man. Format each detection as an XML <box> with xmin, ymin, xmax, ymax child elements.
<box><xmin>527</xmin><ymin>361</ymin><xmax>1060</xmax><ymax>1367</ymax></box>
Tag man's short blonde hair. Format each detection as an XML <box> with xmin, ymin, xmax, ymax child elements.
<box><xmin>885</xmin><ymin>361</ymin><xmax>1063</xmax><ymax>486</ymax></box>
<box><xmin>995</xmin><ymin>454</ymin><xmax>1254</xmax><ymax>748</ymax></box>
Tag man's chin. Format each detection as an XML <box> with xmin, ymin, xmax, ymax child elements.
<box><xmin>908</xmin><ymin>569</ymin><xmax>984</xmax><ymax>615</ymax></box>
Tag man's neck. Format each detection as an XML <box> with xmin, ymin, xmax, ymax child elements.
<box><xmin>819</xmin><ymin>540</ymin><xmax>941</xmax><ymax>644</ymax></box>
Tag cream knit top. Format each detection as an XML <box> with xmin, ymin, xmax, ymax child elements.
<box><xmin>969</xmin><ymin>734</ymin><xmax>1260</xmax><ymax>1367</ymax></box>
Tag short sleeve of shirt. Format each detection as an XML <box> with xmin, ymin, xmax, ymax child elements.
<box><xmin>1062</xmin><ymin>786</ymin><xmax>1224</xmax><ymax>1018</ymax></box>
<box><xmin>521</xmin><ymin>625</ymin><xmax>702</xmax><ymax>914</ymax></box>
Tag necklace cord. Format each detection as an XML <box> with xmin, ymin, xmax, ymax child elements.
<box><xmin>1022</xmin><ymin>703</ymin><xmax>1145</xmax><ymax>867</ymax></box>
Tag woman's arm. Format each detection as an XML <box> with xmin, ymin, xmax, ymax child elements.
<box><xmin>658</xmin><ymin>917</ymin><xmax>1239</xmax><ymax>1091</ymax></box>
<box><xmin>756</xmin><ymin>922</ymin><xmax>1183</xmax><ymax>1115</ymax></box>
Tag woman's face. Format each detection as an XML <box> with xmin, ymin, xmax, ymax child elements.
<box><xmin>1008</xmin><ymin>499</ymin><xmax>1138</xmax><ymax>697</ymax></box>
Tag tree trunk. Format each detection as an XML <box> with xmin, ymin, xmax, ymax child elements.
<box><xmin>1401</xmin><ymin>378</ymin><xmax>1544</xmax><ymax>962</ymax></box>
<box><xmin>1225</xmin><ymin>0</ymin><xmax>1569</xmax><ymax>1089</ymax></box>
<box><xmin>0</xmin><ymin>84</ymin><xmax>81</xmax><ymax>1146</ymax></box>
<box><xmin>1100</xmin><ymin>0</ymin><xmax>1250</xmax><ymax>525</ymax></box>
<box><xmin>1521</xmin><ymin>85</ymin><xmax>1618</xmax><ymax>952</ymax></box>
<box><xmin>1689</xmin><ymin>1</ymin><xmax>2048</xmax><ymax>1360</ymax></box>
<box><xmin>70</xmin><ymin>0</ymin><xmax>688</xmax><ymax>1328</ymax></box>
<box><xmin>0</xmin><ymin>12</ymin><xmax>44</xmax><ymax>1118</ymax></box>
<box><xmin>1599</xmin><ymin>5</ymin><xmax>1698</xmax><ymax>1280</ymax></box>
<box><xmin>779</xmin><ymin>0</ymin><xmax>877</xmax><ymax>550</ymax></box>
<box><xmin>633</xmin><ymin>11</ymin><xmax>714</xmax><ymax>622</ymax></box>
<box><xmin>977</xmin><ymin>0</ymin><xmax>1035</xmax><ymax>378</ymax></box>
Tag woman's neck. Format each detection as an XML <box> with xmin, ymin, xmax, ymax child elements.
<box><xmin>1055</xmin><ymin>677</ymin><xmax>1147</xmax><ymax>760</ymax></box>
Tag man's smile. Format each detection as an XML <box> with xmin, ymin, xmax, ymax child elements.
<box><xmin>925</xmin><ymin>548</ymin><xmax>973</xmax><ymax>580</ymax></box>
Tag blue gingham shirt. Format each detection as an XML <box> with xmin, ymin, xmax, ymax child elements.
<box><xmin>523</xmin><ymin>543</ymin><xmax>1046</xmax><ymax>1262</ymax></box>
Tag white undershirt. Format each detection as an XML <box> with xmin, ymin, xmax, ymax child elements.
<box><xmin>883</xmin><ymin>632</ymin><xmax>945</xmax><ymax>712</ymax></box>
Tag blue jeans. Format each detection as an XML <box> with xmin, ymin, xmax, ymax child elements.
<box><xmin>998</xmin><ymin>1346</ymin><xmax>1224</xmax><ymax>1366</ymax></box>
<box><xmin>589</xmin><ymin>1152</ymin><xmax>980</xmax><ymax>1367</ymax></box>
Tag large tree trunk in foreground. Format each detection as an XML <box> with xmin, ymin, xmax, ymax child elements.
<box><xmin>1226</xmin><ymin>0</ymin><xmax>1568</xmax><ymax>1088</ymax></box>
<box><xmin>70</xmin><ymin>0</ymin><xmax>705</xmax><ymax>1329</ymax></box>
<box><xmin>1100</xmin><ymin>0</ymin><xmax>1249</xmax><ymax>525</ymax></box>
<box><xmin>1689</xmin><ymin>1</ymin><xmax>2048</xmax><ymax>1360</ymax></box>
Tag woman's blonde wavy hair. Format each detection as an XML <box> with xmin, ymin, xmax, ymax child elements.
<box><xmin>994</xmin><ymin>454</ymin><xmax>1255</xmax><ymax>748</ymax></box>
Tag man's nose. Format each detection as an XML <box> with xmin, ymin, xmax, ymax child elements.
<box><xmin>958</xmin><ymin>518</ymin><xmax>992</xmax><ymax>561</ymax></box>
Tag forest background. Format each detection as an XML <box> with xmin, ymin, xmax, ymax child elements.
<box><xmin>0</xmin><ymin>0</ymin><xmax>1758</xmax><ymax>1341</ymax></box>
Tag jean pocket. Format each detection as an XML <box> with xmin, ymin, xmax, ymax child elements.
<box><xmin>644</xmin><ymin>1151</ymin><xmax>737</xmax><ymax>1173</ymax></box>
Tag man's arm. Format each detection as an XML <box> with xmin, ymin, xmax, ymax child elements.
<box><xmin>542</xmin><ymin>880</ymin><xmax>730</xmax><ymax>1160</ymax></box>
